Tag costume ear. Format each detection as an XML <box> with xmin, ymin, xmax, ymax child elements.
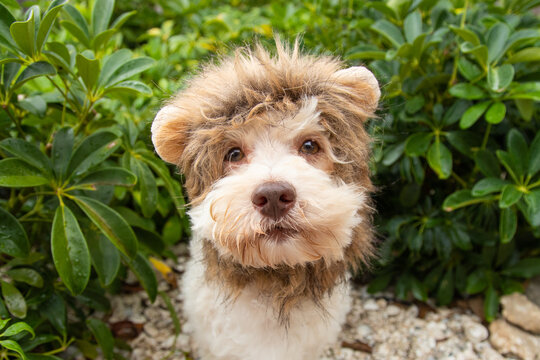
<box><xmin>332</xmin><ymin>66</ymin><xmax>380</xmax><ymax>114</ymax></box>
<box><xmin>151</xmin><ymin>105</ymin><xmax>188</xmax><ymax>164</ymax></box>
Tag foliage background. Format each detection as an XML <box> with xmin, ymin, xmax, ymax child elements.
<box><xmin>0</xmin><ymin>0</ymin><xmax>539</xmax><ymax>358</ymax></box>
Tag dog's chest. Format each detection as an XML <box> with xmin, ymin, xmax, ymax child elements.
<box><xmin>182</xmin><ymin>239</ymin><xmax>351</xmax><ymax>360</ymax></box>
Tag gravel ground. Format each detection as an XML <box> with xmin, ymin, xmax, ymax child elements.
<box><xmin>104</xmin><ymin>246</ymin><xmax>538</xmax><ymax>360</ymax></box>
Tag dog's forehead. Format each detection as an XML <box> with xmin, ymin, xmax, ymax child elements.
<box><xmin>239</xmin><ymin>97</ymin><xmax>324</xmax><ymax>146</ymax></box>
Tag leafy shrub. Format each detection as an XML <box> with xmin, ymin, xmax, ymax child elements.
<box><xmin>0</xmin><ymin>0</ymin><xmax>187</xmax><ymax>358</ymax></box>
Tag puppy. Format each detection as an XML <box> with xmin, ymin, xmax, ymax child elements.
<box><xmin>151</xmin><ymin>38</ymin><xmax>380</xmax><ymax>360</ymax></box>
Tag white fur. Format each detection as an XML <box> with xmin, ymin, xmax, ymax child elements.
<box><xmin>334</xmin><ymin>66</ymin><xmax>380</xmax><ymax>103</ymax></box>
<box><xmin>182</xmin><ymin>237</ymin><xmax>351</xmax><ymax>360</ymax></box>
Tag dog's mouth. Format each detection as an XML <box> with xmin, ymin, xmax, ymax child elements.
<box><xmin>262</xmin><ymin>226</ymin><xmax>297</xmax><ymax>242</ymax></box>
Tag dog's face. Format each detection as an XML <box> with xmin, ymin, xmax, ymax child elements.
<box><xmin>152</xmin><ymin>41</ymin><xmax>380</xmax><ymax>269</ymax></box>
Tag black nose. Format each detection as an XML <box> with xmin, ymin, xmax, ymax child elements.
<box><xmin>251</xmin><ymin>181</ymin><xmax>296</xmax><ymax>220</ymax></box>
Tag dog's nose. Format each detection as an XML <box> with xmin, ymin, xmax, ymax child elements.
<box><xmin>251</xmin><ymin>181</ymin><xmax>296</xmax><ymax>220</ymax></box>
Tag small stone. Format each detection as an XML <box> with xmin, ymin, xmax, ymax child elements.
<box><xmin>144</xmin><ymin>323</ymin><xmax>159</xmax><ymax>337</ymax></box>
<box><xmin>489</xmin><ymin>319</ymin><xmax>540</xmax><ymax>360</ymax></box>
<box><xmin>501</xmin><ymin>292</ymin><xmax>540</xmax><ymax>334</ymax></box>
<box><xmin>425</xmin><ymin>321</ymin><xmax>447</xmax><ymax>341</ymax></box>
<box><xmin>363</xmin><ymin>299</ymin><xmax>379</xmax><ymax>311</ymax></box>
<box><xmin>386</xmin><ymin>305</ymin><xmax>400</xmax><ymax>317</ymax></box>
<box><xmin>463</xmin><ymin>322</ymin><xmax>488</xmax><ymax>343</ymax></box>
<box><xmin>356</xmin><ymin>324</ymin><xmax>373</xmax><ymax>338</ymax></box>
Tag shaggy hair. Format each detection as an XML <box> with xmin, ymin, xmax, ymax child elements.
<box><xmin>152</xmin><ymin>38</ymin><xmax>379</xmax><ymax>322</ymax></box>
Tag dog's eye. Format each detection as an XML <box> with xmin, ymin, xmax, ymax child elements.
<box><xmin>299</xmin><ymin>140</ymin><xmax>320</xmax><ymax>155</ymax></box>
<box><xmin>225</xmin><ymin>147</ymin><xmax>244</xmax><ymax>162</ymax></box>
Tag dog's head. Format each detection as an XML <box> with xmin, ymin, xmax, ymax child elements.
<box><xmin>152</xmin><ymin>39</ymin><xmax>379</xmax><ymax>269</ymax></box>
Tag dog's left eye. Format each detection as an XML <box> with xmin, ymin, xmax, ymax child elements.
<box><xmin>225</xmin><ymin>147</ymin><xmax>244</xmax><ymax>162</ymax></box>
<box><xmin>299</xmin><ymin>140</ymin><xmax>320</xmax><ymax>155</ymax></box>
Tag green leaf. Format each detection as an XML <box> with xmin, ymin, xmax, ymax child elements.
<box><xmin>73</xmin><ymin>196</ymin><xmax>137</xmax><ymax>258</ymax></box>
<box><xmin>499</xmin><ymin>185</ymin><xmax>522</xmax><ymax>208</ymax></box>
<box><xmin>125</xmin><ymin>253</ymin><xmax>157</xmax><ymax>302</ymax></box>
<box><xmin>507</xmin><ymin>129</ymin><xmax>528</xmax><ymax>177</ymax></box>
<box><xmin>111</xmin><ymin>10</ymin><xmax>136</xmax><ymax>29</ymax></box>
<box><xmin>442</xmin><ymin>99</ymin><xmax>469</xmax><ymax>126</ymax></box>
<box><xmin>0</xmin><ymin>159</ymin><xmax>49</xmax><ymax>187</ymax></box>
<box><xmin>66</xmin><ymin>131</ymin><xmax>121</xmax><ymax>179</ymax></box>
<box><xmin>528</xmin><ymin>132</ymin><xmax>540</xmax><ymax>176</ymax></box>
<box><xmin>404</xmin><ymin>95</ymin><xmax>424</xmax><ymax>114</ymax></box>
<box><xmin>382</xmin><ymin>142</ymin><xmax>405</xmax><ymax>166</ymax></box>
<box><xmin>370</xmin><ymin>19</ymin><xmax>405</xmax><ymax>48</ymax></box>
<box><xmin>449</xmin><ymin>25</ymin><xmax>480</xmax><ymax>46</ymax></box>
<box><xmin>97</xmin><ymin>49</ymin><xmax>132</xmax><ymax>86</ymax></box>
<box><xmin>36</xmin><ymin>0</ymin><xmax>66</xmax><ymax>52</ymax></box>
<box><xmin>51</xmin><ymin>205</ymin><xmax>91</xmax><ymax>295</ymax></box>
<box><xmin>86</xmin><ymin>318</ymin><xmax>114</xmax><ymax>360</ymax></box>
<box><xmin>63</xmin><ymin>4</ymin><xmax>89</xmax><ymax>37</ymax></box>
<box><xmin>0</xmin><ymin>321</ymin><xmax>35</xmax><ymax>338</ymax></box>
<box><xmin>159</xmin><ymin>292</ymin><xmax>181</xmax><ymax>336</ymax></box>
<box><xmin>0</xmin><ymin>207</ymin><xmax>30</xmax><ymax>258</ymax></box>
<box><xmin>524</xmin><ymin>190</ymin><xmax>540</xmax><ymax>213</ymax></box>
<box><xmin>502</xmin><ymin>258</ymin><xmax>540</xmax><ymax>278</ymax></box>
<box><xmin>40</xmin><ymin>294</ymin><xmax>66</xmax><ymax>337</ymax></box>
<box><xmin>485</xmin><ymin>102</ymin><xmax>506</xmax><ymax>124</ymax></box>
<box><xmin>76</xmin><ymin>168</ymin><xmax>137</xmax><ymax>188</ymax></box>
<box><xmin>13</xmin><ymin>61</ymin><xmax>56</xmax><ymax>89</ymax></box>
<box><xmin>87</xmin><ymin>233</ymin><xmax>120</xmax><ymax>286</ymax></box>
<box><xmin>484</xmin><ymin>286</ymin><xmax>499</xmax><ymax>322</ymax></box>
<box><xmin>472</xmin><ymin>178</ymin><xmax>508</xmax><ymax>196</ymax></box>
<box><xmin>405</xmin><ymin>133</ymin><xmax>433</xmax><ymax>156</ymax></box>
<box><xmin>0</xmin><ymin>138</ymin><xmax>52</xmax><ymax>175</ymax></box>
<box><xmin>60</xmin><ymin>20</ymin><xmax>90</xmax><ymax>47</ymax></box>
<box><xmin>367</xmin><ymin>272</ymin><xmax>392</xmax><ymax>293</ymax></box>
<box><xmin>500</xmin><ymin>207</ymin><xmax>517</xmax><ymax>243</ymax></box>
<box><xmin>136</xmin><ymin>149</ymin><xmax>186</xmax><ymax>217</ymax></box>
<box><xmin>10</xmin><ymin>8</ymin><xmax>35</xmax><ymax>56</ymax></box>
<box><xmin>0</xmin><ymin>339</ymin><xmax>28</xmax><ymax>360</ymax></box>
<box><xmin>446</xmin><ymin>131</ymin><xmax>481</xmax><ymax>158</ymax></box>
<box><xmin>515</xmin><ymin>99</ymin><xmax>534</xmax><ymax>121</ymax></box>
<box><xmin>91</xmin><ymin>28</ymin><xmax>116</xmax><ymax>52</ymax></box>
<box><xmin>92</xmin><ymin>0</ymin><xmax>115</xmax><ymax>35</ymax></box>
<box><xmin>449</xmin><ymin>83</ymin><xmax>486</xmax><ymax>100</ymax></box>
<box><xmin>436</xmin><ymin>268</ymin><xmax>454</xmax><ymax>306</ymax></box>
<box><xmin>403</xmin><ymin>10</ymin><xmax>421</xmax><ymax>43</ymax></box>
<box><xmin>0</xmin><ymin>3</ymin><xmax>16</xmax><ymax>50</ymax></box>
<box><xmin>76</xmin><ymin>53</ymin><xmax>99</xmax><ymax>91</ymax></box>
<box><xmin>508</xmin><ymin>47</ymin><xmax>540</xmax><ymax>63</ymax></box>
<box><xmin>486</xmin><ymin>23</ymin><xmax>510</xmax><ymax>63</ymax></box>
<box><xmin>0</xmin><ymin>318</ymin><xmax>9</xmax><ymax>331</ymax></box>
<box><xmin>101</xmin><ymin>57</ymin><xmax>154</xmax><ymax>87</ymax></box>
<box><xmin>52</xmin><ymin>127</ymin><xmax>73</xmax><ymax>181</ymax></box>
<box><xmin>410</xmin><ymin>276</ymin><xmax>427</xmax><ymax>301</ymax></box>
<box><xmin>460</xmin><ymin>42</ymin><xmax>488</xmax><ymax>68</ymax></box>
<box><xmin>104</xmin><ymin>80</ymin><xmax>152</xmax><ymax>96</ymax></box>
<box><xmin>427</xmin><ymin>140</ymin><xmax>452</xmax><ymax>179</ymax></box>
<box><xmin>466</xmin><ymin>269</ymin><xmax>487</xmax><ymax>294</ymax></box>
<box><xmin>132</xmin><ymin>158</ymin><xmax>157</xmax><ymax>218</ymax></box>
<box><xmin>1</xmin><ymin>281</ymin><xmax>26</xmax><ymax>318</ymax></box>
<box><xmin>457</xmin><ymin>57</ymin><xmax>482</xmax><ymax>81</ymax></box>
<box><xmin>460</xmin><ymin>101</ymin><xmax>491</xmax><ymax>129</ymax></box>
<box><xmin>449</xmin><ymin>226</ymin><xmax>472</xmax><ymax>250</ymax></box>
<box><xmin>443</xmin><ymin>190</ymin><xmax>487</xmax><ymax>211</ymax></box>
<box><xmin>487</xmin><ymin>64</ymin><xmax>514</xmax><ymax>91</ymax></box>
<box><xmin>7</xmin><ymin>268</ymin><xmax>43</xmax><ymax>288</ymax></box>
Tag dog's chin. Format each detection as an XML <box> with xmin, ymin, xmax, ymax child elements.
<box><xmin>259</xmin><ymin>226</ymin><xmax>297</xmax><ymax>243</ymax></box>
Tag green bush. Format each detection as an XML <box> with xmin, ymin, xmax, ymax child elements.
<box><xmin>0</xmin><ymin>0</ymin><xmax>187</xmax><ymax>358</ymax></box>
<box><xmin>1</xmin><ymin>0</ymin><xmax>539</xmax><ymax>358</ymax></box>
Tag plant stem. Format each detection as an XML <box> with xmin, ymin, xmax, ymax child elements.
<box><xmin>481</xmin><ymin>123</ymin><xmax>492</xmax><ymax>150</ymax></box>
<box><xmin>452</xmin><ymin>171</ymin><xmax>468</xmax><ymax>188</ymax></box>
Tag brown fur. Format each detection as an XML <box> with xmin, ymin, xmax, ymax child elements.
<box><xmin>152</xmin><ymin>38</ymin><xmax>378</xmax><ymax>322</ymax></box>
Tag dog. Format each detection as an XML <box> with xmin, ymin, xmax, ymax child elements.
<box><xmin>151</xmin><ymin>38</ymin><xmax>380</xmax><ymax>360</ymax></box>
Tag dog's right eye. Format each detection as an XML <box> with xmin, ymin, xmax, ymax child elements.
<box><xmin>225</xmin><ymin>147</ymin><xmax>244</xmax><ymax>162</ymax></box>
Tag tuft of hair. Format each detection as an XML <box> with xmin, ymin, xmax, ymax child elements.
<box><xmin>152</xmin><ymin>37</ymin><xmax>380</xmax><ymax>203</ymax></box>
